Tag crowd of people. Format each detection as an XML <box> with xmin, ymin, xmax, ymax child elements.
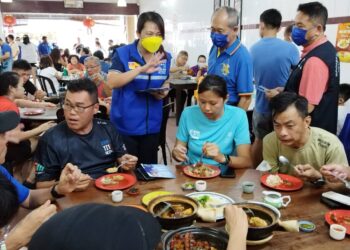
<box><xmin>0</xmin><ymin>1</ymin><xmax>349</xmax><ymax>249</ymax></box>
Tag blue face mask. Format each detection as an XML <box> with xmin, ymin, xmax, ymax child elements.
<box><xmin>210</xmin><ymin>32</ymin><xmax>228</xmax><ymax>48</ymax></box>
<box><xmin>291</xmin><ymin>26</ymin><xmax>308</xmax><ymax>46</ymax></box>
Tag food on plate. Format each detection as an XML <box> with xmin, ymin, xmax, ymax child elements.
<box><xmin>249</xmin><ymin>216</ymin><xmax>268</xmax><ymax>227</ymax></box>
<box><xmin>196</xmin><ymin>195</ymin><xmax>210</xmax><ymax>208</ymax></box>
<box><xmin>266</xmin><ymin>174</ymin><xmax>283</xmax><ymax>187</ymax></box>
<box><xmin>169</xmin><ymin>232</ymin><xmax>217</xmax><ymax>250</ymax></box>
<box><xmin>101</xmin><ymin>175</ymin><xmax>124</xmax><ymax>185</ymax></box>
<box><xmin>188</xmin><ymin>165</ymin><xmax>216</xmax><ymax>177</ymax></box>
<box><xmin>106</xmin><ymin>167</ymin><xmax>118</xmax><ymax>173</ymax></box>
<box><xmin>330</xmin><ymin>213</ymin><xmax>350</xmax><ymax>225</ymax></box>
<box><xmin>159</xmin><ymin>202</ymin><xmax>193</xmax><ymax>219</ymax></box>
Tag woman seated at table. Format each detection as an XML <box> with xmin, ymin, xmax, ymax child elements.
<box><xmin>67</xmin><ymin>54</ymin><xmax>85</xmax><ymax>77</ymax></box>
<box><xmin>37</xmin><ymin>56</ymin><xmax>62</xmax><ymax>95</ymax></box>
<box><xmin>50</xmin><ymin>48</ymin><xmax>66</xmax><ymax>72</ymax></box>
<box><xmin>0</xmin><ymin>72</ymin><xmax>56</xmax><ymax>172</ymax></box>
<box><xmin>189</xmin><ymin>54</ymin><xmax>207</xmax><ymax>78</ymax></box>
<box><xmin>172</xmin><ymin>75</ymin><xmax>252</xmax><ymax>168</ymax></box>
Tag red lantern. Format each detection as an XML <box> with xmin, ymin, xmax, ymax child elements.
<box><xmin>3</xmin><ymin>15</ymin><xmax>16</xmax><ymax>26</ymax></box>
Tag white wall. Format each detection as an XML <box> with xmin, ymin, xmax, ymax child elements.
<box><xmin>241</xmin><ymin>0</ymin><xmax>350</xmax><ymax>83</ymax></box>
<box><xmin>139</xmin><ymin>0</ymin><xmax>213</xmax><ymax>66</ymax></box>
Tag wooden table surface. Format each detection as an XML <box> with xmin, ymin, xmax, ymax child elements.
<box><xmin>55</xmin><ymin>168</ymin><xmax>349</xmax><ymax>249</ymax></box>
<box><xmin>169</xmin><ymin>79</ymin><xmax>197</xmax><ymax>125</ymax></box>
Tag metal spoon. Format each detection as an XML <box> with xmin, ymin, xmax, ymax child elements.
<box><xmin>106</xmin><ymin>161</ymin><xmax>127</xmax><ymax>173</ymax></box>
<box><xmin>154</xmin><ymin>201</ymin><xmax>176</xmax><ymax>218</ymax></box>
<box><xmin>242</xmin><ymin>207</ymin><xmax>256</xmax><ymax>217</ymax></box>
<box><xmin>278</xmin><ymin>155</ymin><xmax>295</xmax><ymax>173</ymax></box>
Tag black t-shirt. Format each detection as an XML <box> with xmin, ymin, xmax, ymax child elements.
<box><xmin>24</xmin><ymin>80</ymin><xmax>37</xmax><ymax>96</ymax></box>
<box><xmin>35</xmin><ymin>119</ymin><xmax>127</xmax><ymax>181</ymax></box>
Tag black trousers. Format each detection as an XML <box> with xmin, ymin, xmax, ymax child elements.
<box><xmin>122</xmin><ymin>133</ymin><xmax>160</xmax><ymax>166</ymax></box>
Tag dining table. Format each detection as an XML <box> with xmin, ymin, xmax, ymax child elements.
<box><xmin>19</xmin><ymin>107</ymin><xmax>59</xmax><ymax>121</ymax></box>
<box><xmin>50</xmin><ymin>167</ymin><xmax>350</xmax><ymax>249</ymax></box>
<box><xmin>169</xmin><ymin>78</ymin><xmax>198</xmax><ymax>125</ymax></box>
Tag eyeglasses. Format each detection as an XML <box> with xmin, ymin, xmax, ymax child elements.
<box><xmin>85</xmin><ymin>65</ymin><xmax>99</xmax><ymax>70</ymax></box>
<box><xmin>63</xmin><ymin>102</ymin><xmax>97</xmax><ymax>113</ymax></box>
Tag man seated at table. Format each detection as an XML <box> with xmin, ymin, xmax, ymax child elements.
<box><xmin>263</xmin><ymin>92</ymin><xmax>348</xmax><ymax>184</ymax></box>
<box><xmin>84</xmin><ymin>56</ymin><xmax>112</xmax><ymax>98</ymax></box>
<box><xmin>35</xmin><ymin>78</ymin><xmax>138</xmax><ymax>189</ymax></box>
<box><xmin>12</xmin><ymin>60</ymin><xmax>46</xmax><ymax>101</ymax></box>
<box><xmin>0</xmin><ymin>110</ymin><xmax>82</xmax><ymax>250</ymax></box>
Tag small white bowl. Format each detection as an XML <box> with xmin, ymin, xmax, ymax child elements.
<box><xmin>111</xmin><ymin>190</ymin><xmax>123</xmax><ymax>203</ymax></box>
<box><xmin>330</xmin><ymin>224</ymin><xmax>346</xmax><ymax>240</ymax></box>
<box><xmin>195</xmin><ymin>180</ymin><xmax>207</xmax><ymax>191</ymax></box>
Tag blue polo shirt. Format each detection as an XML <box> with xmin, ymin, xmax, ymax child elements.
<box><xmin>0</xmin><ymin>165</ymin><xmax>29</xmax><ymax>204</ymax></box>
<box><xmin>109</xmin><ymin>40</ymin><xmax>171</xmax><ymax>135</ymax></box>
<box><xmin>38</xmin><ymin>42</ymin><xmax>52</xmax><ymax>56</ymax></box>
<box><xmin>176</xmin><ymin>105</ymin><xmax>251</xmax><ymax>166</ymax></box>
<box><xmin>208</xmin><ymin>38</ymin><xmax>253</xmax><ymax>104</ymax></box>
<box><xmin>250</xmin><ymin>37</ymin><xmax>299</xmax><ymax>114</ymax></box>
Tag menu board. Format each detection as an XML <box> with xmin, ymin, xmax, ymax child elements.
<box><xmin>336</xmin><ymin>23</ymin><xmax>350</xmax><ymax>63</ymax></box>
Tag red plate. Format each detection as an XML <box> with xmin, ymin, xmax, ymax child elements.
<box><xmin>23</xmin><ymin>109</ymin><xmax>45</xmax><ymax>116</ymax></box>
<box><xmin>325</xmin><ymin>210</ymin><xmax>350</xmax><ymax>235</ymax></box>
<box><xmin>260</xmin><ymin>173</ymin><xmax>303</xmax><ymax>191</ymax></box>
<box><xmin>95</xmin><ymin>173</ymin><xmax>136</xmax><ymax>191</ymax></box>
<box><xmin>183</xmin><ymin>164</ymin><xmax>221</xmax><ymax>179</ymax></box>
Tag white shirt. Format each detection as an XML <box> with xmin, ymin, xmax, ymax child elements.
<box><xmin>38</xmin><ymin>67</ymin><xmax>62</xmax><ymax>95</ymax></box>
<box><xmin>19</xmin><ymin>42</ymin><xmax>38</xmax><ymax>63</ymax></box>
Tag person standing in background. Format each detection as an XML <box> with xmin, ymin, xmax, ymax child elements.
<box><xmin>208</xmin><ymin>6</ymin><xmax>253</xmax><ymax>110</ymax></box>
<box><xmin>38</xmin><ymin>36</ymin><xmax>52</xmax><ymax>57</ymax></box>
<box><xmin>0</xmin><ymin>38</ymin><xmax>13</xmax><ymax>73</ymax></box>
<box><xmin>250</xmin><ymin>9</ymin><xmax>299</xmax><ymax>167</ymax></box>
<box><xmin>284</xmin><ymin>2</ymin><xmax>339</xmax><ymax>134</ymax></box>
<box><xmin>20</xmin><ymin>35</ymin><xmax>39</xmax><ymax>85</ymax></box>
<box><xmin>7</xmin><ymin>35</ymin><xmax>19</xmax><ymax>61</ymax></box>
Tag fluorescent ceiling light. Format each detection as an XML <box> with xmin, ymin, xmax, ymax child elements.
<box><xmin>118</xmin><ymin>0</ymin><xmax>127</xmax><ymax>7</ymax></box>
<box><xmin>1</xmin><ymin>0</ymin><xmax>13</xmax><ymax>3</ymax></box>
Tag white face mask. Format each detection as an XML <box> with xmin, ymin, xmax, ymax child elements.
<box><xmin>198</xmin><ymin>62</ymin><xmax>206</xmax><ymax>68</ymax></box>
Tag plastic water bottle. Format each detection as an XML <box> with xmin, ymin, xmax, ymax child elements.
<box><xmin>62</xmin><ymin>67</ymin><xmax>68</xmax><ymax>77</ymax></box>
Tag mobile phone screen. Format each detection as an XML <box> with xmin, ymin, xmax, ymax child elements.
<box><xmin>220</xmin><ymin>165</ymin><xmax>236</xmax><ymax>178</ymax></box>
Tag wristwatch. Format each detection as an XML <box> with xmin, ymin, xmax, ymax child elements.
<box><xmin>310</xmin><ymin>178</ymin><xmax>326</xmax><ymax>187</ymax></box>
<box><xmin>50</xmin><ymin>184</ymin><xmax>65</xmax><ymax>199</ymax></box>
<box><xmin>223</xmin><ymin>154</ymin><xmax>230</xmax><ymax>166</ymax></box>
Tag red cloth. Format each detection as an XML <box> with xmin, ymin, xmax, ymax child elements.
<box><xmin>0</xmin><ymin>96</ymin><xmax>19</xmax><ymax>114</ymax></box>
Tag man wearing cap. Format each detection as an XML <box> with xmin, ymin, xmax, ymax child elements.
<box><xmin>0</xmin><ymin>111</ymin><xmax>83</xmax><ymax>250</ymax></box>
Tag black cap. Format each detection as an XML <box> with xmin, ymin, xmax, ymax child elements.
<box><xmin>0</xmin><ymin>111</ymin><xmax>19</xmax><ymax>133</ymax></box>
<box><xmin>28</xmin><ymin>203</ymin><xmax>162</xmax><ymax>250</ymax></box>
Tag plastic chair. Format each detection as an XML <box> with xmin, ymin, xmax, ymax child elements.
<box><xmin>37</xmin><ymin>75</ymin><xmax>57</xmax><ymax>95</ymax></box>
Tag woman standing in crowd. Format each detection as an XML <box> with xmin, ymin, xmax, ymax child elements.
<box><xmin>107</xmin><ymin>11</ymin><xmax>171</xmax><ymax>165</ymax></box>
<box><xmin>172</xmin><ymin>75</ymin><xmax>252</xmax><ymax>168</ymax></box>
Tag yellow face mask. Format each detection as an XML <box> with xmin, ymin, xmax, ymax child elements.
<box><xmin>141</xmin><ymin>36</ymin><xmax>163</xmax><ymax>53</ymax></box>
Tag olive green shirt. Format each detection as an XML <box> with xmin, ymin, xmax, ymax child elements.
<box><xmin>263</xmin><ymin>127</ymin><xmax>348</xmax><ymax>174</ymax></box>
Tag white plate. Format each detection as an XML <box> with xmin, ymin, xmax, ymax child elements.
<box><xmin>186</xmin><ymin>192</ymin><xmax>235</xmax><ymax>220</ymax></box>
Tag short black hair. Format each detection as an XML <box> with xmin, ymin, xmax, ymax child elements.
<box><xmin>12</xmin><ymin>59</ymin><xmax>32</xmax><ymax>71</ymax></box>
<box><xmin>260</xmin><ymin>9</ymin><xmax>282</xmax><ymax>29</ymax></box>
<box><xmin>93</xmin><ymin>50</ymin><xmax>104</xmax><ymax>60</ymax></box>
<box><xmin>285</xmin><ymin>24</ymin><xmax>293</xmax><ymax>35</ymax></box>
<box><xmin>297</xmin><ymin>1</ymin><xmax>328</xmax><ymax>31</ymax></box>
<box><xmin>137</xmin><ymin>12</ymin><xmax>165</xmax><ymax>39</ymax></box>
<box><xmin>67</xmin><ymin>78</ymin><xmax>98</xmax><ymax>104</ymax></box>
<box><xmin>68</xmin><ymin>55</ymin><xmax>80</xmax><ymax>64</ymax></box>
<box><xmin>197</xmin><ymin>55</ymin><xmax>206</xmax><ymax>61</ymax></box>
<box><xmin>82</xmin><ymin>47</ymin><xmax>90</xmax><ymax>55</ymax></box>
<box><xmin>339</xmin><ymin>83</ymin><xmax>350</xmax><ymax>102</ymax></box>
<box><xmin>0</xmin><ymin>72</ymin><xmax>20</xmax><ymax>96</ymax></box>
<box><xmin>7</xmin><ymin>34</ymin><xmax>14</xmax><ymax>41</ymax></box>
<box><xmin>198</xmin><ymin>75</ymin><xmax>227</xmax><ymax>99</ymax></box>
<box><xmin>270</xmin><ymin>92</ymin><xmax>309</xmax><ymax>119</ymax></box>
<box><xmin>0</xmin><ymin>173</ymin><xmax>20</xmax><ymax>228</ymax></box>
